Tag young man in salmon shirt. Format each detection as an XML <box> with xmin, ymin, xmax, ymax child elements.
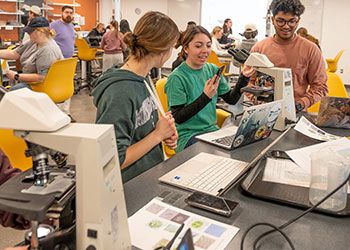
<box><xmin>245</xmin><ymin>0</ymin><xmax>328</xmax><ymax>112</ymax></box>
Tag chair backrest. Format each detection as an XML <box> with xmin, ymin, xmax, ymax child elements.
<box><xmin>326</xmin><ymin>49</ymin><xmax>344</xmax><ymax>73</ymax></box>
<box><xmin>75</xmin><ymin>38</ymin><xmax>97</xmax><ymax>61</ymax></box>
<box><xmin>155</xmin><ymin>78</ymin><xmax>169</xmax><ymax>112</ymax></box>
<box><xmin>207</xmin><ymin>50</ymin><xmax>230</xmax><ymax>73</ymax></box>
<box><xmin>308</xmin><ymin>71</ymin><xmax>349</xmax><ymax>113</ymax></box>
<box><xmin>0</xmin><ymin>129</ymin><xmax>32</xmax><ymax>171</ymax></box>
<box><xmin>31</xmin><ymin>58</ymin><xmax>78</xmax><ymax>103</ymax></box>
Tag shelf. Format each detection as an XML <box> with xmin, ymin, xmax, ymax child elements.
<box><xmin>0</xmin><ymin>24</ymin><xmax>24</xmax><ymax>28</ymax></box>
<box><xmin>0</xmin><ymin>11</ymin><xmax>24</xmax><ymax>15</ymax></box>
<box><xmin>0</xmin><ymin>0</ymin><xmax>25</xmax><ymax>2</ymax></box>
<box><xmin>47</xmin><ymin>12</ymin><xmax>61</xmax><ymax>17</ymax></box>
<box><xmin>47</xmin><ymin>1</ymin><xmax>80</xmax><ymax>7</ymax></box>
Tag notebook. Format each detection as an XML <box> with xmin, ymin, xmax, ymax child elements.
<box><xmin>311</xmin><ymin>96</ymin><xmax>350</xmax><ymax>129</ymax></box>
<box><xmin>159</xmin><ymin>152</ymin><xmax>249</xmax><ymax>196</ymax></box>
<box><xmin>196</xmin><ymin>101</ymin><xmax>282</xmax><ymax>150</ymax></box>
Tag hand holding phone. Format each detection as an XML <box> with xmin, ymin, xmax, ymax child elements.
<box><xmin>185</xmin><ymin>192</ymin><xmax>239</xmax><ymax>217</ymax></box>
<box><xmin>203</xmin><ymin>66</ymin><xmax>225</xmax><ymax>98</ymax></box>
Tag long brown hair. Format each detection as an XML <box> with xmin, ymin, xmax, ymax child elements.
<box><xmin>123</xmin><ymin>11</ymin><xmax>179</xmax><ymax>61</ymax></box>
<box><xmin>110</xmin><ymin>20</ymin><xmax>119</xmax><ymax>38</ymax></box>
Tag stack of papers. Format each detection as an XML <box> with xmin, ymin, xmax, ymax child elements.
<box><xmin>128</xmin><ymin>198</ymin><xmax>239</xmax><ymax>250</ymax></box>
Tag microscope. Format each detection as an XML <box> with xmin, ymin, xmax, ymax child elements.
<box><xmin>0</xmin><ymin>87</ymin><xmax>131</xmax><ymax>249</ymax></box>
<box><xmin>229</xmin><ymin>51</ymin><xmax>297</xmax><ymax>131</ymax></box>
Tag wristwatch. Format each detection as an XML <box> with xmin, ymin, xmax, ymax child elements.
<box><xmin>14</xmin><ymin>73</ymin><xmax>20</xmax><ymax>82</ymax></box>
<box><xmin>295</xmin><ymin>102</ymin><xmax>304</xmax><ymax>113</ymax></box>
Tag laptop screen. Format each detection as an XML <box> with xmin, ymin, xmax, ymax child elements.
<box><xmin>317</xmin><ymin>96</ymin><xmax>350</xmax><ymax>129</ymax></box>
<box><xmin>232</xmin><ymin>101</ymin><xmax>282</xmax><ymax>148</ymax></box>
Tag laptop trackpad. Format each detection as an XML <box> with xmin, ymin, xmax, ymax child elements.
<box><xmin>196</xmin><ymin>126</ymin><xmax>238</xmax><ymax>141</ymax></box>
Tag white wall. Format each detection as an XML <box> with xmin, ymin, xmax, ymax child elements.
<box><xmin>100</xmin><ymin>0</ymin><xmax>114</xmax><ymax>25</ymax></box>
<box><xmin>321</xmin><ymin>0</ymin><xmax>350</xmax><ymax>84</ymax></box>
<box><xmin>119</xmin><ymin>0</ymin><xmax>201</xmax><ymax>68</ymax></box>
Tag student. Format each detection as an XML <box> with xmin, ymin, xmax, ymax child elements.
<box><xmin>165</xmin><ymin>26</ymin><xmax>255</xmax><ymax>152</ymax></box>
<box><xmin>246</xmin><ymin>0</ymin><xmax>327</xmax><ymax>112</ymax></box>
<box><xmin>236</xmin><ymin>23</ymin><xmax>258</xmax><ymax>51</ymax></box>
<box><xmin>50</xmin><ymin>6</ymin><xmax>75</xmax><ymax>58</ymax></box>
<box><xmin>92</xmin><ymin>11</ymin><xmax>179</xmax><ymax>183</ymax></box>
<box><xmin>22</xmin><ymin>5</ymin><xmax>41</xmax><ymax>43</ymax></box>
<box><xmin>218</xmin><ymin>18</ymin><xmax>232</xmax><ymax>44</ymax></box>
<box><xmin>0</xmin><ymin>17</ymin><xmax>63</xmax><ymax>90</ymax></box>
<box><xmin>297</xmin><ymin>27</ymin><xmax>321</xmax><ymax>49</ymax></box>
<box><xmin>119</xmin><ymin>19</ymin><xmax>131</xmax><ymax>35</ymax></box>
<box><xmin>100</xmin><ymin>20</ymin><xmax>126</xmax><ymax>72</ymax></box>
<box><xmin>211</xmin><ymin>26</ymin><xmax>230</xmax><ymax>56</ymax></box>
<box><xmin>87</xmin><ymin>22</ymin><xmax>105</xmax><ymax>47</ymax></box>
<box><xmin>0</xmin><ymin>149</ymin><xmax>30</xmax><ymax>229</ymax></box>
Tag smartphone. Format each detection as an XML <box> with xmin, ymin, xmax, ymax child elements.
<box><xmin>185</xmin><ymin>192</ymin><xmax>239</xmax><ymax>217</ymax></box>
<box><xmin>213</xmin><ymin>65</ymin><xmax>225</xmax><ymax>82</ymax></box>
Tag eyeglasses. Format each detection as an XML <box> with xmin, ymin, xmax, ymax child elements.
<box><xmin>274</xmin><ymin>18</ymin><xmax>299</xmax><ymax>27</ymax></box>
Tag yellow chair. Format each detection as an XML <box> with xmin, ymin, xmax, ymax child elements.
<box><xmin>155</xmin><ymin>78</ymin><xmax>176</xmax><ymax>158</ymax></box>
<box><xmin>207</xmin><ymin>50</ymin><xmax>234</xmax><ymax>78</ymax></box>
<box><xmin>75</xmin><ymin>38</ymin><xmax>103</xmax><ymax>90</ymax></box>
<box><xmin>326</xmin><ymin>50</ymin><xmax>344</xmax><ymax>73</ymax></box>
<box><xmin>0</xmin><ymin>129</ymin><xmax>32</xmax><ymax>171</ymax></box>
<box><xmin>155</xmin><ymin>78</ymin><xmax>232</xmax><ymax>157</ymax></box>
<box><xmin>308</xmin><ymin>72</ymin><xmax>349</xmax><ymax>113</ymax></box>
<box><xmin>31</xmin><ymin>58</ymin><xmax>78</xmax><ymax>103</ymax></box>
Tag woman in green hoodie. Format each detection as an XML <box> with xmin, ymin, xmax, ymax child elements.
<box><xmin>92</xmin><ymin>11</ymin><xmax>179</xmax><ymax>183</ymax></box>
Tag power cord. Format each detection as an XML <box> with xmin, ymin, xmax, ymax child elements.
<box><xmin>240</xmin><ymin>172</ymin><xmax>350</xmax><ymax>250</ymax></box>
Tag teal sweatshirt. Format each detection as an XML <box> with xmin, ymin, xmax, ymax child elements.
<box><xmin>92</xmin><ymin>68</ymin><xmax>163</xmax><ymax>183</ymax></box>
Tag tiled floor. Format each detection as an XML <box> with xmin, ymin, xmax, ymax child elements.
<box><xmin>0</xmin><ymin>89</ymin><xmax>96</xmax><ymax>249</ymax></box>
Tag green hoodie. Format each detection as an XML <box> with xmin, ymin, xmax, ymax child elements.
<box><xmin>92</xmin><ymin>68</ymin><xmax>163</xmax><ymax>183</ymax></box>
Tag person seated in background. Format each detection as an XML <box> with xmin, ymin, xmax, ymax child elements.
<box><xmin>0</xmin><ymin>149</ymin><xmax>30</xmax><ymax>229</ymax></box>
<box><xmin>0</xmin><ymin>17</ymin><xmax>63</xmax><ymax>90</ymax></box>
<box><xmin>218</xmin><ymin>18</ymin><xmax>233</xmax><ymax>44</ymax></box>
<box><xmin>166</xmin><ymin>26</ymin><xmax>255</xmax><ymax>153</ymax></box>
<box><xmin>186</xmin><ymin>21</ymin><xmax>197</xmax><ymax>29</ymax></box>
<box><xmin>211</xmin><ymin>26</ymin><xmax>231</xmax><ymax>56</ymax></box>
<box><xmin>236</xmin><ymin>23</ymin><xmax>258</xmax><ymax>51</ymax></box>
<box><xmin>297</xmin><ymin>27</ymin><xmax>321</xmax><ymax>49</ymax></box>
<box><xmin>92</xmin><ymin>11</ymin><xmax>179</xmax><ymax>183</ymax></box>
<box><xmin>87</xmin><ymin>22</ymin><xmax>105</xmax><ymax>47</ymax></box>
<box><xmin>22</xmin><ymin>5</ymin><xmax>41</xmax><ymax>43</ymax></box>
<box><xmin>246</xmin><ymin>0</ymin><xmax>327</xmax><ymax>112</ymax></box>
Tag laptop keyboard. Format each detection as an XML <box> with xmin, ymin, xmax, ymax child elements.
<box><xmin>183</xmin><ymin>158</ymin><xmax>247</xmax><ymax>193</ymax></box>
<box><xmin>212</xmin><ymin>135</ymin><xmax>235</xmax><ymax>147</ymax></box>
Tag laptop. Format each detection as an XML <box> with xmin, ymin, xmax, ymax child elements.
<box><xmin>196</xmin><ymin>101</ymin><xmax>282</xmax><ymax>149</ymax></box>
<box><xmin>159</xmin><ymin>152</ymin><xmax>250</xmax><ymax>196</ymax></box>
<box><xmin>310</xmin><ymin>96</ymin><xmax>350</xmax><ymax>129</ymax></box>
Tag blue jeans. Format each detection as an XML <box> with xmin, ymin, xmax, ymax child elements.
<box><xmin>10</xmin><ymin>83</ymin><xmax>31</xmax><ymax>91</ymax></box>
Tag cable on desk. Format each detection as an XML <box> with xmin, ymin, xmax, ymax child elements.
<box><xmin>240</xmin><ymin>172</ymin><xmax>350</xmax><ymax>250</ymax></box>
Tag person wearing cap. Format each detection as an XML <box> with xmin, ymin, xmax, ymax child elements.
<box><xmin>22</xmin><ymin>5</ymin><xmax>41</xmax><ymax>43</ymax></box>
<box><xmin>0</xmin><ymin>17</ymin><xmax>63</xmax><ymax>89</ymax></box>
<box><xmin>243</xmin><ymin>0</ymin><xmax>327</xmax><ymax>112</ymax></box>
<box><xmin>236</xmin><ymin>23</ymin><xmax>258</xmax><ymax>51</ymax></box>
<box><xmin>50</xmin><ymin>6</ymin><xmax>75</xmax><ymax>58</ymax></box>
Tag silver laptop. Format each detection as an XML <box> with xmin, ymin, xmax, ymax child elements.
<box><xmin>159</xmin><ymin>152</ymin><xmax>249</xmax><ymax>196</ymax></box>
<box><xmin>196</xmin><ymin>101</ymin><xmax>282</xmax><ymax>149</ymax></box>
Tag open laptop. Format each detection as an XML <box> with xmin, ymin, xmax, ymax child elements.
<box><xmin>159</xmin><ymin>152</ymin><xmax>250</xmax><ymax>196</ymax></box>
<box><xmin>196</xmin><ymin>101</ymin><xmax>282</xmax><ymax>149</ymax></box>
<box><xmin>310</xmin><ymin>96</ymin><xmax>350</xmax><ymax>129</ymax></box>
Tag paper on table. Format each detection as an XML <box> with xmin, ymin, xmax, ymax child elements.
<box><xmin>262</xmin><ymin>157</ymin><xmax>350</xmax><ymax>192</ymax></box>
<box><xmin>263</xmin><ymin>158</ymin><xmax>310</xmax><ymax>187</ymax></box>
<box><xmin>128</xmin><ymin>198</ymin><xmax>239</xmax><ymax>250</ymax></box>
<box><xmin>294</xmin><ymin>116</ymin><xmax>341</xmax><ymax>141</ymax></box>
<box><xmin>286</xmin><ymin>137</ymin><xmax>350</xmax><ymax>174</ymax></box>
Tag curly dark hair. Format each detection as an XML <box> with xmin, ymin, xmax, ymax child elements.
<box><xmin>269</xmin><ymin>0</ymin><xmax>305</xmax><ymax>17</ymax></box>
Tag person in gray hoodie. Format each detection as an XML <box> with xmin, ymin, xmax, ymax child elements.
<box><xmin>92</xmin><ymin>11</ymin><xmax>179</xmax><ymax>183</ymax></box>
